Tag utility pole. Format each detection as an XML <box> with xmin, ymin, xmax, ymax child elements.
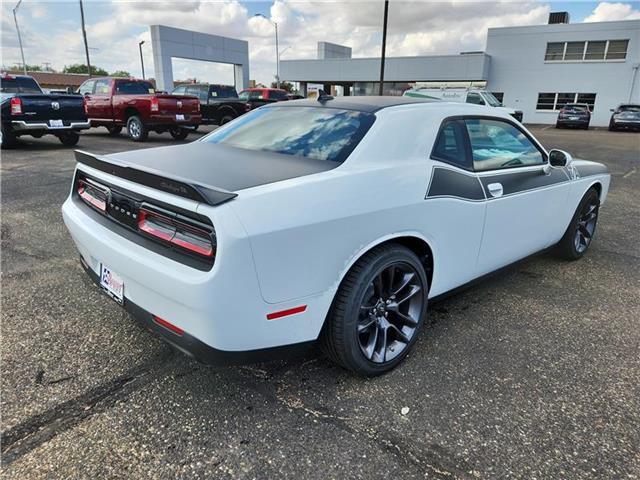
<box><xmin>13</xmin><ymin>0</ymin><xmax>27</xmax><ymax>75</ymax></box>
<box><xmin>79</xmin><ymin>0</ymin><xmax>92</xmax><ymax>77</ymax></box>
<box><xmin>139</xmin><ymin>41</ymin><xmax>146</xmax><ymax>79</ymax></box>
<box><xmin>254</xmin><ymin>14</ymin><xmax>279</xmax><ymax>88</ymax></box>
<box><xmin>378</xmin><ymin>0</ymin><xmax>389</xmax><ymax>96</ymax></box>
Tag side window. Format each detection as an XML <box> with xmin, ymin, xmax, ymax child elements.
<box><xmin>78</xmin><ymin>80</ymin><xmax>95</xmax><ymax>95</ymax></box>
<box><xmin>94</xmin><ymin>79</ymin><xmax>110</xmax><ymax>95</ymax></box>
<box><xmin>466</xmin><ymin>119</ymin><xmax>544</xmax><ymax>172</ymax></box>
<box><xmin>431</xmin><ymin>120</ymin><xmax>470</xmax><ymax>169</ymax></box>
<box><xmin>466</xmin><ymin>92</ymin><xmax>485</xmax><ymax>105</ymax></box>
<box><xmin>172</xmin><ymin>86</ymin><xmax>185</xmax><ymax>94</ymax></box>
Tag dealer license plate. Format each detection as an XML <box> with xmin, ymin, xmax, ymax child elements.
<box><xmin>569</xmin><ymin>116</ymin><xmax>579</xmax><ymax>120</ymax></box>
<box><xmin>100</xmin><ymin>264</ymin><xmax>124</xmax><ymax>304</ymax></box>
<box><xmin>176</xmin><ymin>114</ymin><xmax>185</xmax><ymax>121</ymax></box>
<box><xmin>50</xmin><ymin>119</ymin><xmax>64</xmax><ymax>127</ymax></box>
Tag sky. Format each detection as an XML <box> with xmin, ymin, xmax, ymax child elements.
<box><xmin>1</xmin><ymin>0</ymin><xmax>639</xmax><ymax>86</ymax></box>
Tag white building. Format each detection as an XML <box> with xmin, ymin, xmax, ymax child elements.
<box><xmin>280</xmin><ymin>18</ymin><xmax>639</xmax><ymax>127</ymax></box>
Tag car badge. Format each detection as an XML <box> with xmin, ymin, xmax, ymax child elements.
<box><xmin>177</xmin><ymin>100</ymin><xmax>182</xmax><ymax>109</ymax></box>
<box><xmin>51</xmin><ymin>101</ymin><xmax>60</xmax><ymax>110</ymax></box>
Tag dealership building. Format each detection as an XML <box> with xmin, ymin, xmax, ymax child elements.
<box><xmin>280</xmin><ymin>16</ymin><xmax>639</xmax><ymax>127</ymax></box>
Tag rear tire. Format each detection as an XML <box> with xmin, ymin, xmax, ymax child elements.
<box><xmin>556</xmin><ymin>188</ymin><xmax>600</xmax><ymax>261</ymax></box>
<box><xmin>57</xmin><ymin>131</ymin><xmax>80</xmax><ymax>147</ymax></box>
<box><xmin>218</xmin><ymin>115</ymin><xmax>234</xmax><ymax>126</ymax></box>
<box><xmin>107</xmin><ymin>125</ymin><xmax>122</xmax><ymax>136</ymax></box>
<box><xmin>169</xmin><ymin>127</ymin><xmax>189</xmax><ymax>140</ymax></box>
<box><xmin>320</xmin><ymin>243</ymin><xmax>428</xmax><ymax>376</ymax></box>
<box><xmin>126</xmin><ymin>115</ymin><xmax>148</xmax><ymax>142</ymax></box>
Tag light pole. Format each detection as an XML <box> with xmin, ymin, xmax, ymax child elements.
<box><xmin>254</xmin><ymin>14</ymin><xmax>279</xmax><ymax>88</ymax></box>
<box><xmin>79</xmin><ymin>0</ymin><xmax>92</xmax><ymax>77</ymax></box>
<box><xmin>379</xmin><ymin>0</ymin><xmax>389</xmax><ymax>96</ymax></box>
<box><xmin>13</xmin><ymin>0</ymin><xmax>27</xmax><ymax>75</ymax></box>
<box><xmin>139</xmin><ymin>41</ymin><xmax>146</xmax><ymax>79</ymax></box>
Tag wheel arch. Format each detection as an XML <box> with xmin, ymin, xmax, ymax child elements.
<box><xmin>124</xmin><ymin>107</ymin><xmax>140</xmax><ymax>120</ymax></box>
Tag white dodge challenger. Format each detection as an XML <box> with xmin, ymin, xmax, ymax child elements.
<box><xmin>62</xmin><ymin>96</ymin><xmax>610</xmax><ymax>376</ymax></box>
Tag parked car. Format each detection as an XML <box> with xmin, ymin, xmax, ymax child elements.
<box><xmin>556</xmin><ymin>103</ymin><xmax>591</xmax><ymax>129</ymax></box>
<box><xmin>609</xmin><ymin>104</ymin><xmax>640</xmax><ymax>131</ymax></box>
<box><xmin>171</xmin><ymin>83</ymin><xmax>249</xmax><ymax>125</ymax></box>
<box><xmin>403</xmin><ymin>87</ymin><xmax>523</xmax><ymax>122</ymax></box>
<box><xmin>78</xmin><ymin>77</ymin><xmax>201</xmax><ymax>142</ymax></box>
<box><xmin>1</xmin><ymin>74</ymin><xmax>89</xmax><ymax>148</ymax></box>
<box><xmin>62</xmin><ymin>97</ymin><xmax>610</xmax><ymax>376</ymax></box>
<box><xmin>239</xmin><ymin>87</ymin><xmax>289</xmax><ymax>110</ymax></box>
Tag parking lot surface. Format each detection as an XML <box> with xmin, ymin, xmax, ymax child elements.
<box><xmin>2</xmin><ymin>125</ymin><xmax>639</xmax><ymax>479</ymax></box>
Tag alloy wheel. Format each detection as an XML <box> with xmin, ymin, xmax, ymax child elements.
<box><xmin>574</xmin><ymin>197</ymin><xmax>598</xmax><ymax>253</ymax></box>
<box><xmin>357</xmin><ymin>262</ymin><xmax>424</xmax><ymax>363</ymax></box>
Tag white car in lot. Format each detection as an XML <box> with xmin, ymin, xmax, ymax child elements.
<box><xmin>62</xmin><ymin>96</ymin><xmax>610</xmax><ymax>376</ymax></box>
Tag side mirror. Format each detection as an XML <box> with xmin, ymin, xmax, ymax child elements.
<box><xmin>610</xmin><ymin>108</ymin><xmax>614</xmax><ymax>112</ymax></box>
<box><xmin>548</xmin><ymin>149</ymin><xmax>573</xmax><ymax>168</ymax></box>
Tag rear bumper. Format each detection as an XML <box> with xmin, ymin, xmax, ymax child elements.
<box><xmin>11</xmin><ymin>120</ymin><xmax>91</xmax><ymax>132</ymax></box>
<box><xmin>147</xmin><ymin>113</ymin><xmax>201</xmax><ymax>126</ymax></box>
<box><xmin>556</xmin><ymin>118</ymin><xmax>589</xmax><ymax>127</ymax></box>
<box><xmin>611</xmin><ymin>119</ymin><xmax>640</xmax><ymax>128</ymax></box>
<box><xmin>79</xmin><ymin>256</ymin><xmax>314</xmax><ymax>365</ymax></box>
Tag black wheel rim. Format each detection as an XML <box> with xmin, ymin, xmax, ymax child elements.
<box><xmin>357</xmin><ymin>262</ymin><xmax>424</xmax><ymax>364</ymax></box>
<box><xmin>574</xmin><ymin>197</ymin><xmax>598</xmax><ymax>253</ymax></box>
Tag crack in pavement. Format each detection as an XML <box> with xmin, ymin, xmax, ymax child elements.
<box><xmin>234</xmin><ymin>366</ymin><xmax>478</xmax><ymax>479</ymax></box>
<box><xmin>1</xmin><ymin>349</ymin><xmax>175</xmax><ymax>466</ymax></box>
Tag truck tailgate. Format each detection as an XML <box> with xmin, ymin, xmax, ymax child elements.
<box><xmin>157</xmin><ymin>94</ymin><xmax>200</xmax><ymax>114</ymax></box>
<box><xmin>18</xmin><ymin>94</ymin><xmax>85</xmax><ymax>120</ymax></box>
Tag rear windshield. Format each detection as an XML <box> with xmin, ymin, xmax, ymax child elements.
<box><xmin>239</xmin><ymin>90</ymin><xmax>264</xmax><ymax>100</ymax></box>
<box><xmin>564</xmin><ymin>104</ymin><xmax>589</xmax><ymax>112</ymax></box>
<box><xmin>202</xmin><ymin>106</ymin><xmax>375</xmax><ymax>163</ymax></box>
<box><xmin>211</xmin><ymin>86</ymin><xmax>238</xmax><ymax>98</ymax></box>
<box><xmin>0</xmin><ymin>76</ymin><xmax>42</xmax><ymax>94</ymax></box>
<box><xmin>115</xmin><ymin>80</ymin><xmax>155</xmax><ymax>95</ymax></box>
<box><xmin>619</xmin><ymin>105</ymin><xmax>640</xmax><ymax>112</ymax></box>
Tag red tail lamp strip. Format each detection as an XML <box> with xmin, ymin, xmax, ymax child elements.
<box><xmin>152</xmin><ymin>315</ymin><xmax>184</xmax><ymax>336</ymax></box>
<box><xmin>266</xmin><ymin>305</ymin><xmax>307</xmax><ymax>321</ymax></box>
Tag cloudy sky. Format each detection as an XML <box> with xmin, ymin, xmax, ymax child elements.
<box><xmin>1</xmin><ymin>0</ymin><xmax>639</xmax><ymax>86</ymax></box>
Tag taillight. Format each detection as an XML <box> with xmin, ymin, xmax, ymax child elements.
<box><xmin>77</xmin><ymin>178</ymin><xmax>109</xmax><ymax>212</ymax></box>
<box><xmin>150</xmin><ymin>96</ymin><xmax>159</xmax><ymax>112</ymax></box>
<box><xmin>10</xmin><ymin>97</ymin><xmax>22</xmax><ymax>115</ymax></box>
<box><xmin>196</xmin><ymin>101</ymin><xmax>200</xmax><ymax>113</ymax></box>
<box><xmin>138</xmin><ymin>207</ymin><xmax>214</xmax><ymax>258</ymax></box>
<box><xmin>83</xmin><ymin>96</ymin><xmax>88</xmax><ymax>115</ymax></box>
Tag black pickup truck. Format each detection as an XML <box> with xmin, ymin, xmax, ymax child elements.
<box><xmin>1</xmin><ymin>74</ymin><xmax>90</xmax><ymax>148</ymax></box>
<box><xmin>171</xmin><ymin>83</ymin><xmax>249</xmax><ymax>126</ymax></box>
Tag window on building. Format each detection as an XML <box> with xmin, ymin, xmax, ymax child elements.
<box><xmin>585</xmin><ymin>41</ymin><xmax>606</xmax><ymax>60</ymax></box>
<box><xmin>536</xmin><ymin>93</ymin><xmax>597</xmax><ymax>111</ymax></box>
<box><xmin>545</xmin><ymin>39</ymin><xmax>628</xmax><ymax>61</ymax></box>
<box><xmin>545</xmin><ymin>42</ymin><xmax>565</xmax><ymax>61</ymax></box>
<box><xmin>536</xmin><ymin>93</ymin><xmax>556</xmax><ymax>110</ymax></box>
<box><xmin>564</xmin><ymin>41</ymin><xmax>586</xmax><ymax>60</ymax></box>
<box><xmin>606</xmin><ymin>40</ymin><xmax>629</xmax><ymax>60</ymax></box>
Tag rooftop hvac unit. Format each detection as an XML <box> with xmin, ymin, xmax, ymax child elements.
<box><xmin>548</xmin><ymin>12</ymin><xmax>570</xmax><ymax>24</ymax></box>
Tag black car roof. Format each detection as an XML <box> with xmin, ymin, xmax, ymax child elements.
<box><xmin>265</xmin><ymin>96</ymin><xmax>438</xmax><ymax>113</ymax></box>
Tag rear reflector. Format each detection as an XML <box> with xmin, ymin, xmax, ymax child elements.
<box><xmin>77</xmin><ymin>178</ymin><xmax>109</xmax><ymax>212</ymax></box>
<box><xmin>10</xmin><ymin>97</ymin><xmax>22</xmax><ymax>115</ymax></box>
<box><xmin>266</xmin><ymin>305</ymin><xmax>307</xmax><ymax>320</ymax></box>
<box><xmin>138</xmin><ymin>207</ymin><xmax>214</xmax><ymax>258</ymax></box>
<box><xmin>152</xmin><ymin>315</ymin><xmax>184</xmax><ymax>336</ymax></box>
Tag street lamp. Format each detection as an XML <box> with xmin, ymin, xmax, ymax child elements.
<box><xmin>254</xmin><ymin>14</ymin><xmax>279</xmax><ymax>88</ymax></box>
<box><xmin>139</xmin><ymin>41</ymin><xmax>146</xmax><ymax>79</ymax></box>
<box><xmin>13</xmin><ymin>0</ymin><xmax>27</xmax><ymax>75</ymax></box>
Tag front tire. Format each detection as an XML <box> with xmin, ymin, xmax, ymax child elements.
<box><xmin>556</xmin><ymin>188</ymin><xmax>600</xmax><ymax>261</ymax></box>
<box><xmin>169</xmin><ymin>127</ymin><xmax>189</xmax><ymax>140</ymax></box>
<box><xmin>320</xmin><ymin>243</ymin><xmax>428</xmax><ymax>376</ymax></box>
<box><xmin>57</xmin><ymin>131</ymin><xmax>80</xmax><ymax>146</ymax></box>
<box><xmin>126</xmin><ymin>115</ymin><xmax>148</xmax><ymax>142</ymax></box>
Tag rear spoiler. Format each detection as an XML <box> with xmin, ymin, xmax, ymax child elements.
<box><xmin>74</xmin><ymin>150</ymin><xmax>237</xmax><ymax>206</ymax></box>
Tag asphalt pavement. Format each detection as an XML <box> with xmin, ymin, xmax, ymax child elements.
<box><xmin>1</xmin><ymin>124</ymin><xmax>639</xmax><ymax>479</ymax></box>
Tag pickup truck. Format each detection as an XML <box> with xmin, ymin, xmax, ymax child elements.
<box><xmin>79</xmin><ymin>77</ymin><xmax>201</xmax><ymax>142</ymax></box>
<box><xmin>239</xmin><ymin>88</ymin><xmax>290</xmax><ymax>110</ymax></box>
<box><xmin>171</xmin><ymin>83</ymin><xmax>249</xmax><ymax>125</ymax></box>
<box><xmin>1</xmin><ymin>74</ymin><xmax>90</xmax><ymax>148</ymax></box>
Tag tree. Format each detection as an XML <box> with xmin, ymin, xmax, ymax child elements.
<box><xmin>271</xmin><ymin>80</ymin><xmax>294</xmax><ymax>93</ymax></box>
<box><xmin>110</xmin><ymin>70</ymin><xmax>131</xmax><ymax>77</ymax></box>
<box><xmin>16</xmin><ymin>64</ymin><xmax>43</xmax><ymax>72</ymax></box>
<box><xmin>63</xmin><ymin>64</ymin><xmax>109</xmax><ymax>76</ymax></box>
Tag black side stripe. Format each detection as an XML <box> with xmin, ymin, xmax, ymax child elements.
<box><xmin>572</xmin><ymin>163</ymin><xmax>608</xmax><ymax>178</ymax></box>
<box><xmin>478</xmin><ymin>167</ymin><xmax>569</xmax><ymax>198</ymax></box>
<box><xmin>426</xmin><ymin>167</ymin><xmax>485</xmax><ymax>201</ymax></box>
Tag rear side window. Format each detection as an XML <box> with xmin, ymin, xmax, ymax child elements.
<box><xmin>210</xmin><ymin>86</ymin><xmax>238</xmax><ymax>98</ymax></box>
<box><xmin>431</xmin><ymin>120</ymin><xmax>470</xmax><ymax>169</ymax></box>
<box><xmin>270</xmin><ymin>90</ymin><xmax>288</xmax><ymax>101</ymax></box>
<box><xmin>0</xmin><ymin>76</ymin><xmax>42</xmax><ymax>93</ymax></box>
<box><xmin>172</xmin><ymin>86</ymin><xmax>186</xmax><ymax>94</ymax></box>
<box><xmin>116</xmin><ymin>80</ymin><xmax>155</xmax><ymax>94</ymax></box>
<box><xmin>203</xmin><ymin>106</ymin><xmax>375</xmax><ymax>163</ymax></box>
<box><xmin>466</xmin><ymin>119</ymin><xmax>544</xmax><ymax>171</ymax></box>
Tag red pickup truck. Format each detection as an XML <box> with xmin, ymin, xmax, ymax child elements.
<box><xmin>78</xmin><ymin>77</ymin><xmax>201</xmax><ymax>142</ymax></box>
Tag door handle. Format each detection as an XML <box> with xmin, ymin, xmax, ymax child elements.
<box><xmin>487</xmin><ymin>182</ymin><xmax>503</xmax><ymax>198</ymax></box>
